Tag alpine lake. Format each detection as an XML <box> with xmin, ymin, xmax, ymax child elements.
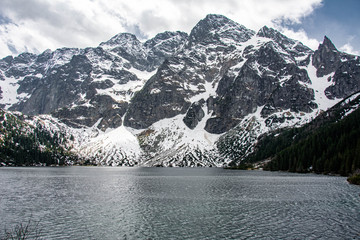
<box><xmin>0</xmin><ymin>167</ymin><xmax>359</xmax><ymax>239</ymax></box>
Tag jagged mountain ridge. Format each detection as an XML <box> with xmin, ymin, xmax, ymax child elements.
<box><xmin>0</xmin><ymin>30</ymin><xmax>188</xmax><ymax>128</ymax></box>
<box><xmin>0</xmin><ymin>14</ymin><xmax>360</xmax><ymax>166</ymax></box>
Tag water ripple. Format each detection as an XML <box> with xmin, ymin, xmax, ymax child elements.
<box><xmin>0</xmin><ymin>167</ymin><xmax>359</xmax><ymax>239</ymax></box>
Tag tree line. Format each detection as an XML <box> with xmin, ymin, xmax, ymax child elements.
<box><xmin>0</xmin><ymin>111</ymin><xmax>77</xmax><ymax>166</ymax></box>
<box><xmin>245</xmin><ymin>99</ymin><xmax>360</xmax><ymax>176</ymax></box>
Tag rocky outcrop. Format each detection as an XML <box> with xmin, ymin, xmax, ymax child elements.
<box><xmin>145</xmin><ymin>31</ymin><xmax>189</xmax><ymax>67</ymax></box>
<box><xmin>326</xmin><ymin>58</ymin><xmax>360</xmax><ymax>99</ymax></box>
<box><xmin>312</xmin><ymin>36</ymin><xmax>360</xmax><ymax>99</ymax></box>
<box><xmin>257</xmin><ymin>26</ymin><xmax>312</xmax><ymax>63</ymax></box>
<box><xmin>124</xmin><ymin>64</ymin><xmax>192</xmax><ymax>129</ymax></box>
<box><xmin>183</xmin><ymin>99</ymin><xmax>205</xmax><ymax>129</ymax></box>
<box><xmin>312</xmin><ymin>36</ymin><xmax>341</xmax><ymax>77</ymax></box>
<box><xmin>11</xmin><ymin>54</ymin><xmax>92</xmax><ymax>115</ymax></box>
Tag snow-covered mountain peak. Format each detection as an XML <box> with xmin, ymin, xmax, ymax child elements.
<box><xmin>144</xmin><ymin>31</ymin><xmax>188</xmax><ymax>58</ymax></box>
<box><xmin>257</xmin><ymin>26</ymin><xmax>290</xmax><ymax>42</ymax></box>
<box><xmin>312</xmin><ymin>36</ymin><xmax>344</xmax><ymax>78</ymax></box>
<box><xmin>188</xmin><ymin>14</ymin><xmax>255</xmax><ymax>47</ymax></box>
<box><xmin>145</xmin><ymin>31</ymin><xmax>188</xmax><ymax>48</ymax></box>
<box><xmin>99</xmin><ymin>33</ymin><xmax>141</xmax><ymax>50</ymax></box>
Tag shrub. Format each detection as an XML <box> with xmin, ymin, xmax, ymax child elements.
<box><xmin>2</xmin><ymin>219</ymin><xmax>41</xmax><ymax>240</ymax></box>
<box><xmin>347</xmin><ymin>173</ymin><xmax>360</xmax><ymax>185</ymax></box>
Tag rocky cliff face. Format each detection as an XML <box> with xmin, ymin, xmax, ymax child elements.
<box><xmin>313</xmin><ymin>36</ymin><xmax>360</xmax><ymax>99</ymax></box>
<box><xmin>0</xmin><ymin>31</ymin><xmax>188</xmax><ymax>131</ymax></box>
<box><xmin>1</xmin><ymin>14</ymin><xmax>360</xmax><ymax>166</ymax></box>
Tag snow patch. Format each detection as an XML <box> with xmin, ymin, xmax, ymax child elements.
<box><xmin>0</xmin><ymin>76</ymin><xmax>22</xmax><ymax>108</ymax></box>
<box><xmin>150</xmin><ymin>88</ymin><xmax>161</xmax><ymax>94</ymax></box>
<box><xmin>137</xmin><ymin>105</ymin><xmax>222</xmax><ymax>166</ymax></box>
<box><xmin>129</xmin><ymin>67</ymin><xmax>156</xmax><ymax>81</ymax></box>
<box><xmin>305</xmin><ymin>59</ymin><xmax>341</xmax><ymax>111</ymax></box>
<box><xmin>81</xmin><ymin>125</ymin><xmax>141</xmax><ymax>156</ymax></box>
<box><xmin>189</xmin><ymin>80</ymin><xmax>217</xmax><ymax>102</ymax></box>
<box><xmin>341</xmin><ymin>92</ymin><xmax>360</xmax><ymax>106</ymax></box>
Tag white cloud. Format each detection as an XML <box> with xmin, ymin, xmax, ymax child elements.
<box><xmin>276</xmin><ymin>27</ymin><xmax>320</xmax><ymax>51</ymax></box>
<box><xmin>0</xmin><ymin>0</ymin><xmax>323</xmax><ymax>58</ymax></box>
<box><xmin>340</xmin><ymin>43</ymin><xmax>360</xmax><ymax>55</ymax></box>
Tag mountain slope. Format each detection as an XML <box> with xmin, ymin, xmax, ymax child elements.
<box><xmin>0</xmin><ymin>31</ymin><xmax>188</xmax><ymax>129</ymax></box>
<box><xmin>0</xmin><ymin>109</ymin><xmax>76</xmax><ymax>166</ymax></box>
<box><xmin>244</xmin><ymin>91</ymin><xmax>360</xmax><ymax>175</ymax></box>
<box><xmin>1</xmin><ymin>14</ymin><xmax>360</xmax><ymax>166</ymax></box>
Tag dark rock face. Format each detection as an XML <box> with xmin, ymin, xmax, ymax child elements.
<box><xmin>325</xmin><ymin>58</ymin><xmax>360</xmax><ymax>99</ymax></box>
<box><xmin>205</xmin><ymin>117</ymin><xmax>239</xmax><ymax>134</ymax></box>
<box><xmin>257</xmin><ymin>26</ymin><xmax>312</xmax><ymax>61</ymax></box>
<box><xmin>3</xmin><ymin>53</ymin><xmax>37</xmax><ymax>78</ymax></box>
<box><xmin>145</xmin><ymin>31</ymin><xmax>188</xmax><ymax>65</ymax></box>
<box><xmin>123</xmin><ymin>19</ymin><xmax>360</xmax><ymax>135</ymax></box>
<box><xmin>124</xmin><ymin>67</ymin><xmax>192</xmax><ymax>129</ymax></box>
<box><xmin>183</xmin><ymin>100</ymin><xmax>205</xmax><ymax>129</ymax></box>
<box><xmin>124</xmin><ymin>15</ymin><xmax>256</xmax><ymax>130</ymax></box>
<box><xmin>101</xmin><ymin>69</ymin><xmax>139</xmax><ymax>84</ymax></box>
<box><xmin>312</xmin><ymin>36</ymin><xmax>341</xmax><ymax>77</ymax></box>
<box><xmin>0</xmin><ymin>56</ymin><xmax>14</xmax><ymax>70</ymax></box>
<box><xmin>10</xmin><ymin>54</ymin><xmax>92</xmax><ymax>115</ymax></box>
<box><xmin>54</xmin><ymin>95</ymin><xmax>128</xmax><ymax>130</ymax></box>
<box><xmin>0</xmin><ymin>29</ymin><xmax>188</xmax><ymax>129</ymax></box>
<box><xmin>204</xmin><ymin>34</ymin><xmax>316</xmax><ymax>133</ymax></box>
<box><xmin>313</xmin><ymin>36</ymin><xmax>360</xmax><ymax>99</ymax></box>
<box><xmin>264</xmin><ymin>76</ymin><xmax>317</xmax><ymax>114</ymax></box>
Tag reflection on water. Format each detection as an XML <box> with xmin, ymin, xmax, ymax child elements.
<box><xmin>0</xmin><ymin>167</ymin><xmax>359</xmax><ymax>239</ymax></box>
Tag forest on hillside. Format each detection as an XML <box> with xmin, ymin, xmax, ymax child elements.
<box><xmin>245</xmin><ymin>96</ymin><xmax>360</xmax><ymax>176</ymax></box>
<box><xmin>0</xmin><ymin>110</ymin><xmax>77</xmax><ymax>166</ymax></box>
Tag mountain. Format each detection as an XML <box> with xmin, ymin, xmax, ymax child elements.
<box><xmin>0</xmin><ymin>14</ymin><xmax>360</xmax><ymax>167</ymax></box>
<box><xmin>244</xmin><ymin>91</ymin><xmax>360</xmax><ymax>175</ymax></box>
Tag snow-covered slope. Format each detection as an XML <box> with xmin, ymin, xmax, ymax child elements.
<box><xmin>1</xmin><ymin>14</ymin><xmax>360</xmax><ymax>166</ymax></box>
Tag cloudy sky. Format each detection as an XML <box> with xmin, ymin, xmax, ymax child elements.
<box><xmin>0</xmin><ymin>0</ymin><xmax>359</xmax><ymax>58</ymax></box>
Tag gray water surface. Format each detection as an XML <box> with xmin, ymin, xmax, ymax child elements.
<box><xmin>0</xmin><ymin>167</ymin><xmax>359</xmax><ymax>239</ymax></box>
